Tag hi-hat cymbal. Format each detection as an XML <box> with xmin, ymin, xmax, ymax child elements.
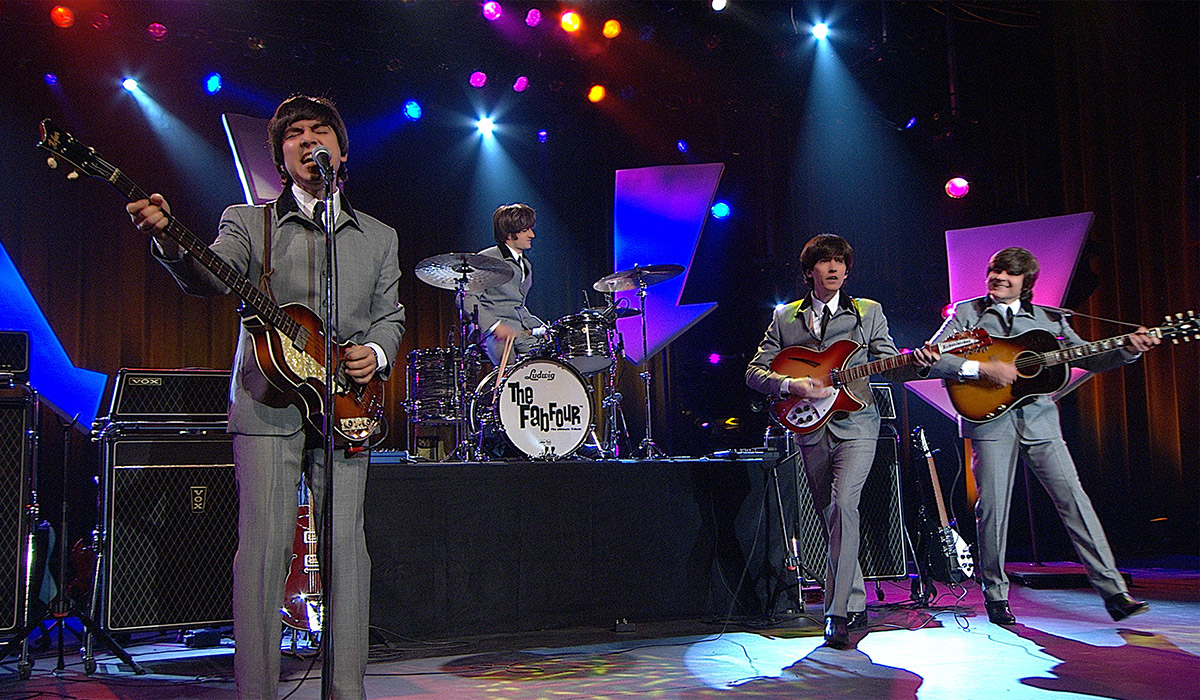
<box><xmin>584</xmin><ymin>306</ymin><xmax>642</xmax><ymax>319</ymax></box>
<box><xmin>415</xmin><ymin>253</ymin><xmax>514</xmax><ymax>292</ymax></box>
<box><xmin>592</xmin><ymin>264</ymin><xmax>685</xmax><ymax>293</ymax></box>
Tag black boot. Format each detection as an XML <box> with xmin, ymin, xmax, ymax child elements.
<box><xmin>985</xmin><ymin>600</ymin><xmax>1016</xmax><ymax>625</ymax></box>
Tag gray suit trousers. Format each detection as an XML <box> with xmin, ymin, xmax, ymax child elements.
<box><xmin>232</xmin><ymin>433</ymin><xmax>371</xmax><ymax>700</ymax></box>
<box><xmin>798</xmin><ymin>432</ymin><xmax>874</xmax><ymax>618</ymax></box>
<box><xmin>972</xmin><ymin>435</ymin><xmax>1126</xmax><ymax>603</ymax></box>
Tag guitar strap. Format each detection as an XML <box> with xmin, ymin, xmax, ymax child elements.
<box><xmin>258</xmin><ymin>203</ymin><xmax>276</xmax><ymax>302</ymax></box>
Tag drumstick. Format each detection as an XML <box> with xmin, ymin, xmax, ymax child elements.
<box><xmin>495</xmin><ymin>333</ymin><xmax>515</xmax><ymax>392</ymax></box>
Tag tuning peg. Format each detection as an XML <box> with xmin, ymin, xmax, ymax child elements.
<box><xmin>46</xmin><ymin>156</ymin><xmax>58</xmax><ymax>169</ymax></box>
<box><xmin>67</xmin><ymin>170</ymin><xmax>79</xmax><ymax>180</ymax></box>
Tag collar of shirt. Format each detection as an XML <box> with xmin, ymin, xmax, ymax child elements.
<box><xmin>291</xmin><ymin>183</ymin><xmax>342</xmax><ymax>223</ymax></box>
<box><xmin>990</xmin><ymin>298</ymin><xmax>1021</xmax><ymax>317</ymax></box>
<box><xmin>504</xmin><ymin>243</ymin><xmax>525</xmax><ymax>265</ymax></box>
<box><xmin>809</xmin><ymin>291</ymin><xmax>840</xmax><ymax>334</ymax></box>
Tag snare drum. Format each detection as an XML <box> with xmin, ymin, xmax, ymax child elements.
<box><xmin>470</xmin><ymin>358</ymin><xmax>592</xmax><ymax>459</ymax></box>
<box><xmin>551</xmin><ymin>311</ymin><xmax>614</xmax><ymax>375</ymax></box>
<box><xmin>405</xmin><ymin>348</ymin><xmax>461</xmax><ymax>422</ymax></box>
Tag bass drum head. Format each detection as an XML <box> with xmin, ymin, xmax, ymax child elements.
<box><xmin>472</xmin><ymin>358</ymin><xmax>592</xmax><ymax>459</ymax></box>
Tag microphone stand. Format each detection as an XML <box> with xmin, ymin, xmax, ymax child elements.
<box><xmin>317</xmin><ymin>168</ymin><xmax>337</xmax><ymax>700</ymax></box>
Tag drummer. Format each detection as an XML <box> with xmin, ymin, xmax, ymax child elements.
<box><xmin>462</xmin><ymin>203</ymin><xmax>549</xmax><ymax>366</ymax></box>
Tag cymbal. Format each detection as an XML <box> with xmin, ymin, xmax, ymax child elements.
<box><xmin>415</xmin><ymin>253</ymin><xmax>514</xmax><ymax>292</ymax></box>
<box><xmin>593</xmin><ymin>264</ymin><xmax>685</xmax><ymax>293</ymax></box>
<box><xmin>584</xmin><ymin>306</ymin><xmax>642</xmax><ymax>319</ymax></box>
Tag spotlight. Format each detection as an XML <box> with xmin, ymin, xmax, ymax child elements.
<box><xmin>469</xmin><ymin>71</ymin><xmax>488</xmax><ymax>88</ymax></box>
<box><xmin>711</xmin><ymin>0</ymin><xmax>728</xmax><ymax>10</ymax></box>
<box><xmin>904</xmin><ymin>116</ymin><xmax>918</xmax><ymax>130</ymax></box>
<box><xmin>587</xmin><ymin>85</ymin><xmax>606</xmax><ymax>102</ymax></box>
<box><xmin>122</xmin><ymin>78</ymin><xmax>139</xmax><ymax>92</ymax></box>
<box><xmin>50</xmin><ymin>6</ymin><xmax>75</xmax><ymax>28</ymax></box>
<box><xmin>44</xmin><ymin>73</ymin><xmax>58</xmax><ymax>86</ymax></box>
<box><xmin>403</xmin><ymin>100</ymin><xmax>422</xmax><ymax>121</ymax></box>
<box><xmin>945</xmin><ymin>177</ymin><xmax>970</xmax><ymax>198</ymax></box>
<box><xmin>537</xmin><ymin>130</ymin><xmax>548</xmax><ymax>143</ymax></box>
<box><xmin>707</xmin><ymin>353</ymin><xmax>721</xmax><ymax>365</ymax></box>
<box><xmin>812</xmin><ymin>23</ymin><xmax>829</xmax><ymax>40</ymax></box>
<box><xmin>512</xmin><ymin>76</ymin><xmax>529</xmax><ymax>92</ymax></box>
<box><xmin>774</xmin><ymin>303</ymin><xmax>788</xmax><ymax>312</ymax></box>
<box><xmin>147</xmin><ymin>22</ymin><xmax>168</xmax><ymax>41</ymax></box>
<box><xmin>639</xmin><ymin>25</ymin><xmax>655</xmax><ymax>41</ymax></box>
<box><xmin>476</xmin><ymin>117</ymin><xmax>496</xmax><ymax>137</ymax></box>
<box><xmin>676</xmin><ymin>140</ymin><xmax>689</xmax><ymax>153</ymax></box>
<box><xmin>710</xmin><ymin>201</ymin><xmax>730</xmax><ymax>219</ymax></box>
<box><xmin>941</xmin><ymin>303</ymin><xmax>955</xmax><ymax>319</ymax></box>
<box><xmin>561</xmin><ymin>11</ymin><xmax>581</xmax><ymax>33</ymax></box>
<box><xmin>602</xmin><ymin>20</ymin><xmax>621</xmax><ymax>39</ymax></box>
<box><xmin>525</xmin><ymin>9</ymin><xmax>542</xmax><ymax>27</ymax></box>
<box><xmin>482</xmin><ymin>1</ymin><xmax>502</xmax><ymax>21</ymax></box>
<box><xmin>204</xmin><ymin>73</ymin><xmax>222</xmax><ymax>94</ymax></box>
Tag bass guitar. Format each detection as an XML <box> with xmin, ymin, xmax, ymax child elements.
<box><xmin>37</xmin><ymin>120</ymin><xmax>384</xmax><ymax>446</ymax></box>
<box><xmin>913</xmin><ymin>427</ymin><xmax>974</xmax><ymax>584</ymax></box>
<box><xmin>946</xmin><ymin>311</ymin><xmax>1197</xmax><ymax>423</ymax></box>
<box><xmin>282</xmin><ymin>480</ymin><xmax>323</xmax><ymax>634</ymax></box>
<box><xmin>770</xmin><ymin>329</ymin><xmax>991</xmax><ymax>434</ymax></box>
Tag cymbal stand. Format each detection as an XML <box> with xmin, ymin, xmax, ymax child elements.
<box><xmin>602</xmin><ymin>323</ymin><xmax>629</xmax><ymax>459</ymax></box>
<box><xmin>634</xmin><ymin>274</ymin><xmax>666</xmax><ymax>459</ymax></box>
<box><xmin>448</xmin><ymin>273</ymin><xmax>482</xmax><ymax>462</ymax></box>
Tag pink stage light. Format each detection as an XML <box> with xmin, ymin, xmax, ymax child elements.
<box><xmin>469</xmin><ymin>71</ymin><xmax>488</xmax><ymax>88</ymax></box>
<box><xmin>512</xmin><ymin>76</ymin><xmax>529</xmax><ymax>92</ymax></box>
<box><xmin>147</xmin><ymin>22</ymin><xmax>168</xmax><ymax>41</ymax></box>
<box><xmin>945</xmin><ymin>177</ymin><xmax>970</xmax><ymax>198</ymax></box>
<box><xmin>708</xmin><ymin>353</ymin><xmax>721</xmax><ymax>365</ymax></box>
<box><xmin>525</xmin><ymin>9</ymin><xmax>542</xmax><ymax>27</ymax></box>
<box><xmin>482</xmin><ymin>1</ymin><xmax>502</xmax><ymax>22</ymax></box>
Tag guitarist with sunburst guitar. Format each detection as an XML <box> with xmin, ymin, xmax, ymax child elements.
<box><xmin>118</xmin><ymin>96</ymin><xmax>405</xmax><ymax>699</ymax></box>
<box><xmin>923</xmin><ymin>247</ymin><xmax>1184</xmax><ymax>628</ymax></box>
<box><xmin>747</xmin><ymin>234</ymin><xmax>941</xmax><ymax>649</ymax></box>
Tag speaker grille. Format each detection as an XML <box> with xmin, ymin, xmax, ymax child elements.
<box><xmin>0</xmin><ymin>394</ymin><xmax>33</xmax><ymax>633</ymax></box>
<box><xmin>106</xmin><ymin>369</ymin><xmax>230</xmax><ymax>423</ymax></box>
<box><xmin>102</xmin><ymin>434</ymin><xmax>237</xmax><ymax>632</ymax></box>
<box><xmin>792</xmin><ymin>431</ymin><xmax>907</xmax><ymax>581</ymax></box>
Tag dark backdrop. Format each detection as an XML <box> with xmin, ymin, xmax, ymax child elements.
<box><xmin>1</xmin><ymin>1</ymin><xmax>1195</xmax><ymax>563</ymax></box>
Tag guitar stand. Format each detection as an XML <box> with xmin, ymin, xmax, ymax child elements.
<box><xmin>760</xmin><ymin>431</ymin><xmax>821</xmax><ymax>618</ymax></box>
<box><xmin>0</xmin><ymin>417</ymin><xmax>146</xmax><ymax>678</ymax></box>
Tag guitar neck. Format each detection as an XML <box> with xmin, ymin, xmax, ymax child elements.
<box><xmin>1038</xmin><ymin>331</ymin><xmax>1141</xmax><ymax>368</ymax></box>
<box><xmin>110</xmin><ymin>169</ymin><xmax>300</xmax><ymax>342</ymax></box>
<box><xmin>925</xmin><ymin>453</ymin><xmax>951</xmax><ymax>527</ymax></box>
<box><xmin>838</xmin><ymin>349</ymin><xmax>918</xmax><ymax>384</ymax></box>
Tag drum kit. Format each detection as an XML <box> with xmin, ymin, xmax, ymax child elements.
<box><xmin>408</xmin><ymin>251</ymin><xmax>683</xmax><ymax>461</ymax></box>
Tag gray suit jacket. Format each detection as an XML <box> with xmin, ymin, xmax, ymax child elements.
<box><xmin>155</xmin><ymin>189</ymin><xmax>405</xmax><ymax>436</ymax></box>
<box><xmin>462</xmin><ymin>244</ymin><xmax>545</xmax><ymax>364</ymax></box>
<box><xmin>746</xmin><ymin>294</ymin><xmax>908</xmax><ymax>442</ymax></box>
<box><xmin>926</xmin><ymin>296</ymin><xmax>1137</xmax><ymax>440</ymax></box>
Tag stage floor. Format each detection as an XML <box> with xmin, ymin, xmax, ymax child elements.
<box><xmin>4</xmin><ymin>565</ymin><xmax>1197</xmax><ymax>699</ymax></box>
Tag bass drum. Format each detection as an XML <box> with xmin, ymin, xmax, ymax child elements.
<box><xmin>470</xmin><ymin>358</ymin><xmax>592</xmax><ymax>460</ymax></box>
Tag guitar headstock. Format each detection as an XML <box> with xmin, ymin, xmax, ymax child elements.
<box><xmin>937</xmin><ymin>327</ymin><xmax>992</xmax><ymax>355</ymax></box>
<box><xmin>38</xmin><ymin>119</ymin><xmax>117</xmax><ymax>182</ymax></box>
<box><xmin>912</xmin><ymin>426</ymin><xmax>935</xmax><ymax>458</ymax></box>
<box><xmin>1157</xmin><ymin>310</ymin><xmax>1199</xmax><ymax>345</ymax></box>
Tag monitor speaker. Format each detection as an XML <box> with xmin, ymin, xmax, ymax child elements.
<box><xmin>98</xmin><ymin>432</ymin><xmax>237</xmax><ymax>632</ymax></box>
<box><xmin>0</xmin><ymin>389</ymin><xmax>35</xmax><ymax>634</ymax></box>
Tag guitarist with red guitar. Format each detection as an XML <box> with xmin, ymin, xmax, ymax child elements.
<box><xmin>924</xmin><ymin>247</ymin><xmax>1164</xmax><ymax>627</ymax></box>
<box><xmin>125</xmin><ymin>95</ymin><xmax>404</xmax><ymax>700</ymax></box>
<box><xmin>747</xmin><ymin>234</ymin><xmax>940</xmax><ymax>649</ymax></box>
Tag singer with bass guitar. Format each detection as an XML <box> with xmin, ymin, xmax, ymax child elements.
<box><xmin>746</xmin><ymin>234</ymin><xmax>938</xmax><ymax>649</ymax></box>
<box><xmin>924</xmin><ymin>246</ymin><xmax>1158</xmax><ymax>627</ymax></box>
<box><xmin>127</xmin><ymin>95</ymin><xmax>404</xmax><ymax>700</ymax></box>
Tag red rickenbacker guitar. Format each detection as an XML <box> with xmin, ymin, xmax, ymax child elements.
<box><xmin>282</xmin><ymin>481</ymin><xmax>323</xmax><ymax>634</ymax></box>
<box><xmin>946</xmin><ymin>311</ymin><xmax>1198</xmax><ymax>422</ymax></box>
<box><xmin>37</xmin><ymin>119</ymin><xmax>384</xmax><ymax>446</ymax></box>
<box><xmin>913</xmin><ymin>426</ymin><xmax>974</xmax><ymax>584</ymax></box>
<box><xmin>770</xmin><ymin>328</ymin><xmax>991</xmax><ymax>434</ymax></box>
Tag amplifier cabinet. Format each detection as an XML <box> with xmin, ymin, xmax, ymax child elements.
<box><xmin>0</xmin><ymin>388</ymin><xmax>36</xmax><ymax>634</ymax></box>
<box><xmin>98</xmin><ymin>430</ymin><xmax>237</xmax><ymax>633</ymax></box>
<box><xmin>103</xmin><ymin>368</ymin><xmax>230</xmax><ymax>425</ymax></box>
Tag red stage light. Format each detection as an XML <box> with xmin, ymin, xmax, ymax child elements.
<box><xmin>561</xmin><ymin>11</ymin><xmax>581</xmax><ymax>33</ymax></box>
<box><xmin>147</xmin><ymin>22</ymin><xmax>169</xmax><ymax>41</ymax></box>
<box><xmin>50</xmin><ymin>6</ymin><xmax>75</xmax><ymax>28</ymax></box>
<box><xmin>603</xmin><ymin>20</ymin><xmax>621</xmax><ymax>39</ymax></box>
<box><xmin>587</xmin><ymin>85</ymin><xmax>606</xmax><ymax>102</ymax></box>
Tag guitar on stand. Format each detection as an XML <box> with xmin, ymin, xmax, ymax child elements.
<box><xmin>282</xmin><ymin>478</ymin><xmax>322</xmax><ymax>653</ymax></box>
<box><xmin>946</xmin><ymin>311</ymin><xmax>1197</xmax><ymax>422</ymax></box>
<box><xmin>911</xmin><ymin>427</ymin><xmax>974</xmax><ymax>606</ymax></box>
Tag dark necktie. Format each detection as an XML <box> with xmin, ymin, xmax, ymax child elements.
<box><xmin>819</xmin><ymin>306</ymin><xmax>832</xmax><ymax>340</ymax></box>
<box><xmin>312</xmin><ymin>201</ymin><xmax>327</xmax><ymax>229</ymax></box>
<box><xmin>1005</xmin><ymin>306</ymin><xmax>1015</xmax><ymax>333</ymax></box>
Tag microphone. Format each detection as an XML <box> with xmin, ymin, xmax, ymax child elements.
<box><xmin>310</xmin><ymin>145</ymin><xmax>335</xmax><ymax>182</ymax></box>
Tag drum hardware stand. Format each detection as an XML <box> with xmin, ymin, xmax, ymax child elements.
<box><xmin>448</xmin><ymin>279</ymin><xmax>486</xmax><ymax>462</ymax></box>
<box><xmin>2</xmin><ymin>414</ymin><xmax>147</xmax><ymax>678</ymax></box>
<box><xmin>601</xmin><ymin>330</ymin><xmax>629</xmax><ymax>459</ymax></box>
<box><xmin>633</xmin><ymin>274</ymin><xmax>666</xmax><ymax>459</ymax></box>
